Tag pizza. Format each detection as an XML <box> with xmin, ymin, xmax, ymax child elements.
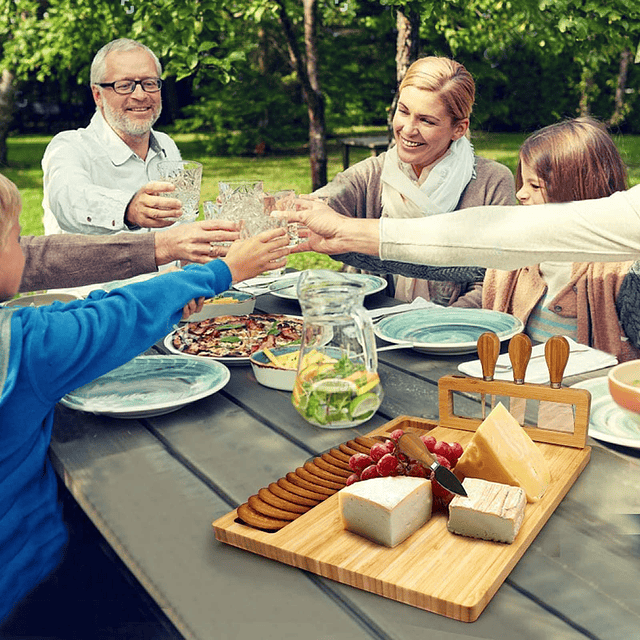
<box><xmin>171</xmin><ymin>314</ymin><xmax>304</xmax><ymax>359</ymax></box>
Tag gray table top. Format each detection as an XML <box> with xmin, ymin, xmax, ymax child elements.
<box><xmin>50</xmin><ymin>290</ymin><xmax>640</xmax><ymax>640</ymax></box>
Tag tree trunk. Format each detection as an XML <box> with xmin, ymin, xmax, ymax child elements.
<box><xmin>276</xmin><ymin>0</ymin><xmax>327</xmax><ymax>190</ymax></box>
<box><xmin>387</xmin><ymin>7</ymin><xmax>421</xmax><ymax>138</ymax></box>
<box><xmin>578</xmin><ymin>67</ymin><xmax>594</xmax><ymax>117</ymax></box>
<box><xmin>609</xmin><ymin>48</ymin><xmax>632</xmax><ymax>128</ymax></box>
<box><xmin>303</xmin><ymin>0</ymin><xmax>327</xmax><ymax>189</ymax></box>
<box><xmin>0</xmin><ymin>69</ymin><xmax>17</xmax><ymax>166</ymax></box>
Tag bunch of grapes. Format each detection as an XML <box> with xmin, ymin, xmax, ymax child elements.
<box><xmin>346</xmin><ymin>428</ymin><xmax>464</xmax><ymax>511</ymax></box>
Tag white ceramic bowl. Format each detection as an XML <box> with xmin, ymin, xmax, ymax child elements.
<box><xmin>187</xmin><ymin>290</ymin><xmax>256</xmax><ymax>322</ymax></box>
<box><xmin>250</xmin><ymin>345</ymin><xmax>300</xmax><ymax>391</ymax></box>
<box><xmin>4</xmin><ymin>292</ymin><xmax>81</xmax><ymax>307</ymax></box>
<box><xmin>608</xmin><ymin>360</ymin><xmax>640</xmax><ymax>424</ymax></box>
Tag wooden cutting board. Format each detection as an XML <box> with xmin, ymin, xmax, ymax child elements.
<box><xmin>213</xmin><ymin>415</ymin><xmax>590</xmax><ymax>622</ymax></box>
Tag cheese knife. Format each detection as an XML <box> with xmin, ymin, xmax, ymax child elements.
<box><xmin>508</xmin><ymin>333</ymin><xmax>532</xmax><ymax>425</ymax></box>
<box><xmin>477</xmin><ymin>331</ymin><xmax>500</xmax><ymax>419</ymax></box>
<box><xmin>397</xmin><ymin>433</ymin><xmax>467</xmax><ymax>497</ymax></box>
<box><xmin>537</xmin><ymin>335</ymin><xmax>574</xmax><ymax>432</ymax></box>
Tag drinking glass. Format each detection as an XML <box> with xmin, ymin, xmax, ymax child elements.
<box><xmin>217</xmin><ymin>180</ymin><xmax>289</xmax><ymax>276</ymax></box>
<box><xmin>156</xmin><ymin>160</ymin><xmax>203</xmax><ymax>223</ymax></box>
<box><xmin>265</xmin><ymin>190</ymin><xmax>300</xmax><ymax>247</ymax></box>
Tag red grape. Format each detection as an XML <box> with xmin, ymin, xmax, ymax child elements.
<box><xmin>389</xmin><ymin>428</ymin><xmax>404</xmax><ymax>442</ymax></box>
<box><xmin>449</xmin><ymin>442</ymin><xmax>464</xmax><ymax>460</ymax></box>
<box><xmin>421</xmin><ymin>435</ymin><xmax>437</xmax><ymax>452</ymax></box>
<box><xmin>406</xmin><ymin>462</ymin><xmax>428</xmax><ymax>478</ymax></box>
<box><xmin>345</xmin><ymin>473</ymin><xmax>359</xmax><ymax>486</ymax></box>
<box><xmin>360</xmin><ymin>464</ymin><xmax>381</xmax><ymax>481</ymax></box>
<box><xmin>369</xmin><ymin>442</ymin><xmax>389</xmax><ymax>462</ymax></box>
<box><xmin>349</xmin><ymin>452</ymin><xmax>373</xmax><ymax>474</ymax></box>
<box><xmin>376</xmin><ymin>453</ymin><xmax>401</xmax><ymax>477</ymax></box>
<box><xmin>435</xmin><ymin>454</ymin><xmax>451</xmax><ymax>469</ymax></box>
<box><xmin>433</xmin><ymin>441</ymin><xmax>452</xmax><ymax>461</ymax></box>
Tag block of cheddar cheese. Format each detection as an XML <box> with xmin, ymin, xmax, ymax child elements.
<box><xmin>454</xmin><ymin>402</ymin><xmax>551</xmax><ymax>502</ymax></box>
<box><xmin>447</xmin><ymin>477</ymin><xmax>526</xmax><ymax>543</ymax></box>
<box><xmin>339</xmin><ymin>476</ymin><xmax>432</xmax><ymax>547</ymax></box>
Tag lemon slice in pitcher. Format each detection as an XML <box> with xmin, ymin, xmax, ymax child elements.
<box><xmin>311</xmin><ymin>378</ymin><xmax>357</xmax><ymax>395</ymax></box>
<box><xmin>349</xmin><ymin>392</ymin><xmax>380</xmax><ymax>418</ymax></box>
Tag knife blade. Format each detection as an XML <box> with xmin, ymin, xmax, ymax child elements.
<box><xmin>397</xmin><ymin>433</ymin><xmax>467</xmax><ymax>497</ymax></box>
<box><xmin>508</xmin><ymin>333</ymin><xmax>532</xmax><ymax>425</ymax></box>
<box><xmin>537</xmin><ymin>335</ymin><xmax>574</xmax><ymax>432</ymax></box>
<box><xmin>477</xmin><ymin>331</ymin><xmax>500</xmax><ymax>419</ymax></box>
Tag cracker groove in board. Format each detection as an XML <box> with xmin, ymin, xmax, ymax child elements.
<box><xmin>213</xmin><ymin>415</ymin><xmax>590</xmax><ymax>622</ymax></box>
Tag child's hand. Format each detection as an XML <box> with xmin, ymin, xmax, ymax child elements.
<box><xmin>181</xmin><ymin>297</ymin><xmax>205</xmax><ymax>321</ymax></box>
<box><xmin>222</xmin><ymin>228</ymin><xmax>290</xmax><ymax>283</ymax></box>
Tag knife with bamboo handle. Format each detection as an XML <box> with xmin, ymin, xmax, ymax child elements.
<box><xmin>537</xmin><ymin>335</ymin><xmax>574</xmax><ymax>431</ymax></box>
<box><xmin>477</xmin><ymin>331</ymin><xmax>500</xmax><ymax>419</ymax></box>
<box><xmin>508</xmin><ymin>333</ymin><xmax>532</xmax><ymax>425</ymax></box>
<box><xmin>396</xmin><ymin>433</ymin><xmax>468</xmax><ymax>497</ymax></box>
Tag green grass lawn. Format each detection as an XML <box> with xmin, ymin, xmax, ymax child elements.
<box><xmin>4</xmin><ymin>127</ymin><xmax>640</xmax><ymax>271</ymax></box>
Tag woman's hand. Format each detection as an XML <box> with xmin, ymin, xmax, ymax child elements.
<box><xmin>222</xmin><ymin>227</ymin><xmax>290</xmax><ymax>283</ymax></box>
<box><xmin>155</xmin><ymin>219</ymin><xmax>242</xmax><ymax>266</ymax></box>
<box><xmin>285</xmin><ymin>196</ymin><xmax>381</xmax><ymax>256</ymax></box>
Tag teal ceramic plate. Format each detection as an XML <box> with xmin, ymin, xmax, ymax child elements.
<box><xmin>571</xmin><ymin>377</ymin><xmax>640</xmax><ymax>449</ymax></box>
<box><xmin>374</xmin><ymin>307</ymin><xmax>524</xmax><ymax>355</ymax></box>
<box><xmin>61</xmin><ymin>355</ymin><xmax>230</xmax><ymax>418</ymax></box>
<box><xmin>268</xmin><ymin>272</ymin><xmax>387</xmax><ymax>300</ymax></box>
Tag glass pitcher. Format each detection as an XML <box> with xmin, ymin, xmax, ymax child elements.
<box><xmin>291</xmin><ymin>270</ymin><xmax>383</xmax><ymax>428</ymax></box>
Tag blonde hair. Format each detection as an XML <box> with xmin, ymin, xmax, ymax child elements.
<box><xmin>399</xmin><ymin>57</ymin><xmax>475</xmax><ymax>123</ymax></box>
<box><xmin>517</xmin><ymin>117</ymin><xmax>627</xmax><ymax>203</ymax></box>
<box><xmin>0</xmin><ymin>174</ymin><xmax>21</xmax><ymax>250</ymax></box>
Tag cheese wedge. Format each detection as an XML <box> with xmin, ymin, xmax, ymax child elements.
<box><xmin>447</xmin><ymin>478</ymin><xmax>526</xmax><ymax>544</ymax></box>
<box><xmin>339</xmin><ymin>476</ymin><xmax>432</xmax><ymax>547</ymax></box>
<box><xmin>454</xmin><ymin>402</ymin><xmax>551</xmax><ymax>502</ymax></box>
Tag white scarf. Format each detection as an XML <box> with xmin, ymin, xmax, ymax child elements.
<box><xmin>380</xmin><ymin>136</ymin><xmax>476</xmax><ymax>219</ymax></box>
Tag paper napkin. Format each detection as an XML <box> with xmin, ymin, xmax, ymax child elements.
<box><xmin>458</xmin><ymin>336</ymin><xmax>618</xmax><ymax>384</ymax></box>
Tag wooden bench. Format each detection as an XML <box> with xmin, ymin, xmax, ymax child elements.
<box><xmin>340</xmin><ymin>135</ymin><xmax>389</xmax><ymax>169</ymax></box>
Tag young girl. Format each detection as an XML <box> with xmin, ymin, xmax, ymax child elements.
<box><xmin>454</xmin><ymin>117</ymin><xmax>639</xmax><ymax>361</ymax></box>
<box><xmin>0</xmin><ymin>173</ymin><xmax>290</xmax><ymax>623</ymax></box>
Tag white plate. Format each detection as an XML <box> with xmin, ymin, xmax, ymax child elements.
<box><xmin>60</xmin><ymin>355</ymin><xmax>230</xmax><ymax>418</ymax></box>
<box><xmin>571</xmin><ymin>377</ymin><xmax>640</xmax><ymax>449</ymax></box>
<box><xmin>164</xmin><ymin>314</ymin><xmax>303</xmax><ymax>365</ymax></box>
<box><xmin>374</xmin><ymin>307</ymin><xmax>524</xmax><ymax>355</ymax></box>
<box><xmin>268</xmin><ymin>272</ymin><xmax>387</xmax><ymax>300</ymax></box>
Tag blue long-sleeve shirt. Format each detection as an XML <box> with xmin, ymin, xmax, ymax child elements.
<box><xmin>0</xmin><ymin>259</ymin><xmax>232</xmax><ymax>623</ymax></box>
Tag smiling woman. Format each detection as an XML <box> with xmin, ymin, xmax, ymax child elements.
<box><xmin>311</xmin><ymin>56</ymin><xmax>517</xmax><ymax>305</ymax></box>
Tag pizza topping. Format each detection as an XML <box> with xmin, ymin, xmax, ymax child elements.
<box><xmin>171</xmin><ymin>314</ymin><xmax>303</xmax><ymax>359</ymax></box>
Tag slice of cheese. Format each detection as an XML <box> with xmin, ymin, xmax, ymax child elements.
<box><xmin>339</xmin><ymin>476</ymin><xmax>432</xmax><ymax>547</ymax></box>
<box><xmin>447</xmin><ymin>477</ymin><xmax>526</xmax><ymax>544</ymax></box>
<box><xmin>454</xmin><ymin>402</ymin><xmax>551</xmax><ymax>502</ymax></box>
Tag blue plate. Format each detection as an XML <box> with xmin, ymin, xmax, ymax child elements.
<box><xmin>571</xmin><ymin>377</ymin><xmax>640</xmax><ymax>450</ymax></box>
<box><xmin>269</xmin><ymin>272</ymin><xmax>387</xmax><ymax>300</ymax></box>
<box><xmin>374</xmin><ymin>307</ymin><xmax>524</xmax><ymax>354</ymax></box>
<box><xmin>61</xmin><ymin>355</ymin><xmax>230</xmax><ymax>418</ymax></box>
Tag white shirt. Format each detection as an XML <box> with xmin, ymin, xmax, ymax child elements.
<box><xmin>42</xmin><ymin>111</ymin><xmax>181</xmax><ymax>235</ymax></box>
<box><xmin>380</xmin><ymin>185</ymin><xmax>640</xmax><ymax>269</ymax></box>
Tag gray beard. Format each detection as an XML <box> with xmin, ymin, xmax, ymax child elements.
<box><xmin>102</xmin><ymin>100</ymin><xmax>161</xmax><ymax>138</ymax></box>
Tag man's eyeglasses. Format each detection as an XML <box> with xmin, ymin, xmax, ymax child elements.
<box><xmin>97</xmin><ymin>78</ymin><xmax>162</xmax><ymax>95</ymax></box>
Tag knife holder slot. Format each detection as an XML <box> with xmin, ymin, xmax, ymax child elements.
<box><xmin>438</xmin><ymin>374</ymin><xmax>590</xmax><ymax>449</ymax></box>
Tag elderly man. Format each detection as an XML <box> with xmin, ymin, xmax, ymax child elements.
<box><xmin>43</xmin><ymin>38</ymin><xmax>184</xmax><ymax>235</ymax></box>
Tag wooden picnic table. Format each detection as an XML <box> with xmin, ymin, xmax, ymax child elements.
<box><xmin>340</xmin><ymin>135</ymin><xmax>390</xmax><ymax>169</ymax></box>
<box><xmin>49</xmin><ymin>289</ymin><xmax>640</xmax><ymax>640</ymax></box>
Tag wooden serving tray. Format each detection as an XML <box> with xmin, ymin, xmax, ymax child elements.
<box><xmin>213</xmin><ymin>414</ymin><xmax>591</xmax><ymax>622</ymax></box>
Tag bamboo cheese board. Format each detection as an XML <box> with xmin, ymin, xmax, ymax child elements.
<box><xmin>213</xmin><ymin>337</ymin><xmax>592</xmax><ymax>622</ymax></box>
